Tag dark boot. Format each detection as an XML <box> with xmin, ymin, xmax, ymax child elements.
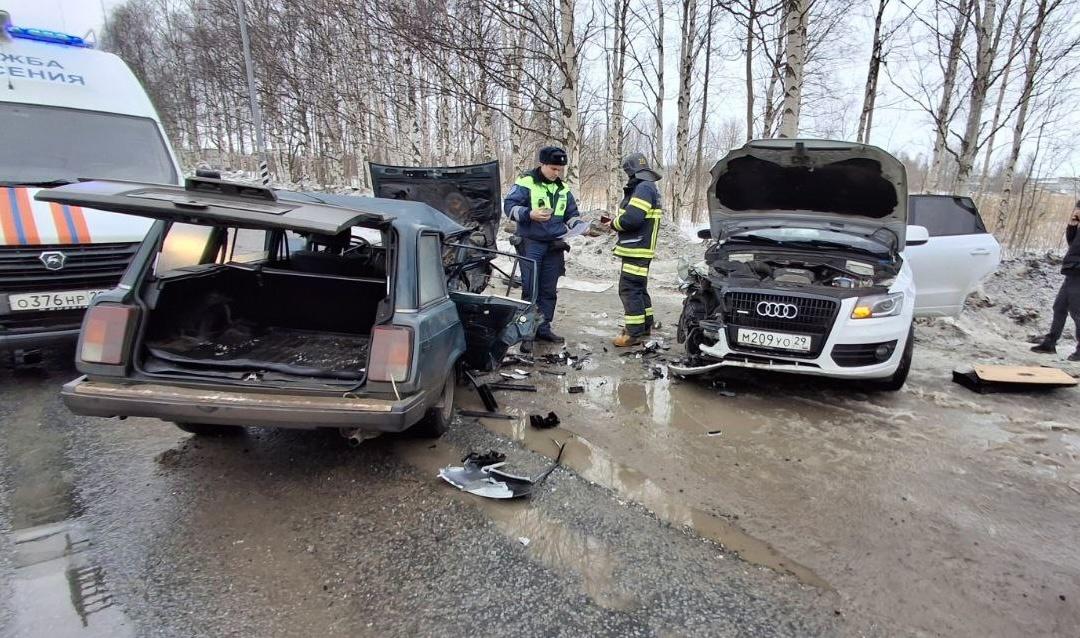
<box><xmin>1068</xmin><ymin>350</ymin><xmax>1080</xmax><ymax>362</ymax></box>
<box><xmin>536</xmin><ymin>330</ymin><xmax>564</xmax><ymax>343</ymax></box>
<box><xmin>1031</xmin><ymin>340</ymin><xmax>1057</xmax><ymax>354</ymax></box>
<box><xmin>520</xmin><ymin>340</ymin><xmax>534</xmax><ymax>353</ymax></box>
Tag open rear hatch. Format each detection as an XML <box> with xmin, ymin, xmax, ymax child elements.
<box><xmin>37</xmin><ymin>178</ymin><xmax>395</xmax><ymax>387</ymax></box>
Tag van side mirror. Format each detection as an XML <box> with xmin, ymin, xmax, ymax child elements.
<box><xmin>906</xmin><ymin>225</ymin><xmax>930</xmax><ymax>246</ymax></box>
<box><xmin>696</xmin><ymin>228</ymin><xmax>712</xmax><ymax>240</ymax></box>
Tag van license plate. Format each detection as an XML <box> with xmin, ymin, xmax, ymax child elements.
<box><xmin>736</xmin><ymin>328</ymin><xmax>811</xmax><ymax>352</ymax></box>
<box><xmin>9</xmin><ymin>289</ymin><xmax>109</xmax><ymax>312</ymax></box>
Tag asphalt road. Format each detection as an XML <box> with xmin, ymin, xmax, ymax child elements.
<box><xmin>0</xmin><ymin>348</ymin><xmax>851</xmax><ymax>638</ymax></box>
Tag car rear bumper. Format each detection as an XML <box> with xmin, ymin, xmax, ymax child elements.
<box><xmin>60</xmin><ymin>376</ymin><xmax>430</xmax><ymax>432</ymax></box>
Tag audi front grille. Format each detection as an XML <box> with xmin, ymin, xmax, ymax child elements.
<box><xmin>722</xmin><ymin>289</ymin><xmax>840</xmax><ymax>357</ymax></box>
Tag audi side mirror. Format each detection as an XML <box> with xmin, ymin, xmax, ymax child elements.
<box><xmin>906</xmin><ymin>225</ymin><xmax>930</xmax><ymax>247</ymax></box>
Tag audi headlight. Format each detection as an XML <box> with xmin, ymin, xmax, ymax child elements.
<box><xmin>851</xmin><ymin>292</ymin><xmax>904</xmax><ymax>319</ymax></box>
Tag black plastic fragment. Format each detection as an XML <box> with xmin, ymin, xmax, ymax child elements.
<box><xmin>567</xmin><ymin>385</ymin><xmax>585</xmax><ymax>394</ymax></box>
<box><xmin>489</xmin><ymin>383</ymin><xmax>538</xmax><ymax>392</ymax></box>
<box><xmin>529</xmin><ymin>412</ymin><xmax>561</xmax><ymax>429</ymax></box>
<box><xmin>458</xmin><ymin>410</ymin><xmax>516</xmax><ymax>420</ymax></box>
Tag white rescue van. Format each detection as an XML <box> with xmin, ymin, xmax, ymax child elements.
<box><xmin>0</xmin><ymin>13</ymin><xmax>181</xmax><ymax>359</ymax></box>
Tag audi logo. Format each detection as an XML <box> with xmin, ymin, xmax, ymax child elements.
<box><xmin>756</xmin><ymin>301</ymin><xmax>798</xmax><ymax>319</ymax></box>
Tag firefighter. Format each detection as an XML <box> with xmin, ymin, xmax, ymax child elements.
<box><xmin>503</xmin><ymin>146</ymin><xmax>582</xmax><ymax>347</ymax></box>
<box><xmin>610</xmin><ymin>152</ymin><xmax>663</xmax><ymax>347</ymax></box>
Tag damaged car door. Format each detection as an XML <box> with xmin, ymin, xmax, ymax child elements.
<box><xmin>370</xmin><ymin>161</ymin><xmax>501</xmax><ymax>293</ymax></box>
<box><xmin>444</xmin><ymin>241</ymin><xmax>540</xmax><ymax>371</ymax></box>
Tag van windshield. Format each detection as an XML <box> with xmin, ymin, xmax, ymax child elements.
<box><xmin>0</xmin><ymin>103</ymin><xmax>177</xmax><ymax>185</ymax></box>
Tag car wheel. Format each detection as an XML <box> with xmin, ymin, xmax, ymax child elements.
<box><xmin>174</xmin><ymin>422</ymin><xmax>246</xmax><ymax>436</ymax></box>
<box><xmin>870</xmin><ymin>325</ymin><xmax>914</xmax><ymax>392</ymax></box>
<box><xmin>410</xmin><ymin>374</ymin><xmax>455</xmax><ymax>438</ymax></box>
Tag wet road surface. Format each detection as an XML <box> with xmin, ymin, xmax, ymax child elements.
<box><xmin>1</xmin><ymin>349</ymin><xmax>850</xmax><ymax>637</ymax></box>
<box><xmin>2</xmin><ymin>286</ymin><xmax>1078</xmax><ymax>637</ymax></box>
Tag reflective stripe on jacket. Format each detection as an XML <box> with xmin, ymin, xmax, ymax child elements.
<box><xmin>502</xmin><ymin>169</ymin><xmax>580</xmax><ymax>242</ymax></box>
<box><xmin>613</xmin><ymin>179</ymin><xmax>662</xmax><ymax>259</ymax></box>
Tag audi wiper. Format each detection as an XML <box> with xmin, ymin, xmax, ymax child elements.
<box><xmin>784</xmin><ymin>239</ymin><xmax>885</xmax><ymax>257</ymax></box>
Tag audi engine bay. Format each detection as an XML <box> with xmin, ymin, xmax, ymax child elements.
<box><xmin>676</xmin><ymin>232</ymin><xmax>903</xmax><ymax>359</ymax></box>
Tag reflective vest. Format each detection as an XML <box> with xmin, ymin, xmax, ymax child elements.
<box><xmin>613</xmin><ymin>181</ymin><xmax>662</xmax><ymax>259</ymax></box>
<box><xmin>514</xmin><ymin>175</ymin><xmax>568</xmax><ymax>218</ymax></box>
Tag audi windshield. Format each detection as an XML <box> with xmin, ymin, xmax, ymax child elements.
<box><xmin>0</xmin><ymin>103</ymin><xmax>177</xmax><ymax>186</ymax></box>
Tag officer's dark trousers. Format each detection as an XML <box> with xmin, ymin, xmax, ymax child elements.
<box><xmin>1047</xmin><ymin>272</ymin><xmax>1080</xmax><ymax>349</ymax></box>
<box><xmin>519</xmin><ymin>239</ymin><xmax>564</xmax><ymax>335</ymax></box>
<box><xmin>619</xmin><ymin>257</ymin><xmax>653</xmax><ymax>337</ymax></box>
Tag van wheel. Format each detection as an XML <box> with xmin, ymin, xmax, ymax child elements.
<box><xmin>174</xmin><ymin>422</ymin><xmax>245</xmax><ymax>437</ymax></box>
<box><xmin>410</xmin><ymin>375</ymin><xmax>455</xmax><ymax>438</ymax></box>
<box><xmin>870</xmin><ymin>325</ymin><xmax>914</xmax><ymax>392</ymax></box>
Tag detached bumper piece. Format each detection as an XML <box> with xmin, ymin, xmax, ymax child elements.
<box><xmin>60</xmin><ymin>376</ymin><xmax>427</xmax><ymax>431</ymax></box>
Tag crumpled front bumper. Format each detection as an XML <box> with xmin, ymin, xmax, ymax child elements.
<box><xmin>61</xmin><ymin>376</ymin><xmax>430</xmax><ymax>432</ymax></box>
<box><xmin>671</xmin><ymin>301</ymin><xmax>912</xmax><ymax>380</ymax></box>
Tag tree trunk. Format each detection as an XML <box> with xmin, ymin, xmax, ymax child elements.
<box><xmin>607</xmin><ymin>0</ymin><xmax>629</xmax><ymax>210</ymax></box>
<box><xmin>651</xmin><ymin>0</ymin><xmax>666</xmax><ymax>171</ymax></box>
<box><xmin>996</xmin><ymin>0</ymin><xmax>1047</xmax><ymax>233</ymax></box>
<box><xmin>954</xmin><ymin>0</ymin><xmax>1000</xmax><ymax>193</ymax></box>
<box><xmin>672</xmin><ymin>0</ymin><xmax>700</xmax><ymax>220</ymax></box>
<box><xmin>778</xmin><ymin>0</ymin><xmax>807</xmax><ymax>138</ymax></box>
<box><xmin>745</xmin><ymin>0</ymin><xmax>756</xmax><ymax>141</ymax></box>
<box><xmin>926</xmin><ymin>0</ymin><xmax>974</xmax><ymax>192</ymax></box>
<box><xmin>979</xmin><ymin>0</ymin><xmax>1027</xmax><ymax>196</ymax></box>
<box><xmin>558</xmin><ymin>0</ymin><xmax>581</xmax><ymax>188</ymax></box>
<box><xmin>692</xmin><ymin>0</ymin><xmax>717</xmax><ymax>222</ymax></box>
<box><xmin>857</xmin><ymin>0</ymin><xmax>889</xmax><ymax>144</ymax></box>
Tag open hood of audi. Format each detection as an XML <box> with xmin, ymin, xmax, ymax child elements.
<box><xmin>708</xmin><ymin>139</ymin><xmax>909</xmax><ymax>250</ymax></box>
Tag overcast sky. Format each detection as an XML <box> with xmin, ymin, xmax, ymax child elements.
<box><xmin>8</xmin><ymin>0</ymin><xmax>1079</xmax><ymax>178</ymax></box>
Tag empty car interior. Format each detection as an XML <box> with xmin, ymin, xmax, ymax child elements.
<box><xmin>140</xmin><ymin>225</ymin><xmax>389</xmax><ymax>382</ymax></box>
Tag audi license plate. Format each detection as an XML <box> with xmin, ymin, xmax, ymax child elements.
<box><xmin>8</xmin><ymin>289</ymin><xmax>109</xmax><ymax>312</ymax></box>
<box><xmin>736</xmin><ymin>328</ymin><xmax>811</xmax><ymax>352</ymax></box>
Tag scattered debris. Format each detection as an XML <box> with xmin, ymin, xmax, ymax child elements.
<box><xmin>529</xmin><ymin>412</ymin><xmax>561</xmax><ymax>429</ymax></box>
<box><xmin>502</xmin><ymin>354</ymin><xmax>534</xmax><ymax>367</ymax></box>
<box><xmin>952</xmin><ymin>365</ymin><xmax>1078</xmax><ymax>394</ymax></box>
<box><xmin>518</xmin><ymin>537</ymin><xmax>531</xmax><ymax>546</ymax></box>
<box><xmin>458</xmin><ymin>409</ymin><xmax>516</xmax><ymax>420</ymax></box>
<box><xmin>647</xmin><ymin>365</ymin><xmax>665</xmax><ymax>380</ymax></box>
<box><xmin>488</xmin><ymin>383</ymin><xmax>537</xmax><ymax>392</ymax></box>
<box><xmin>500</xmin><ymin>372</ymin><xmax>529</xmax><ymax>381</ymax></box>
<box><xmin>514</xmin><ymin>368</ymin><xmax>532</xmax><ymax>376</ymax></box>
<box><xmin>567</xmin><ymin>385</ymin><xmax>585</xmax><ymax>394</ymax></box>
<box><xmin>707</xmin><ymin>429</ymin><xmax>723</xmax><ymax>437</ymax></box>
<box><xmin>465</xmin><ymin>371</ymin><xmax>499</xmax><ymax>412</ymax></box>
<box><xmin>438</xmin><ymin>443</ymin><xmax>566</xmax><ymax>500</ymax></box>
<box><xmin>537</xmin><ymin>370</ymin><xmax>566</xmax><ymax>377</ymax></box>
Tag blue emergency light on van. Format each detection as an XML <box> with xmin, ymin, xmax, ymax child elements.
<box><xmin>7</xmin><ymin>26</ymin><xmax>92</xmax><ymax>48</ymax></box>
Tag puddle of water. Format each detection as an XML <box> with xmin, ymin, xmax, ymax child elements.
<box><xmin>454</xmin><ymin>390</ymin><xmax>830</xmax><ymax>590</ymax></box>
<box><xmin>3</xmin><ymin>376</ymin><xmax>134</xmax><ymax>637</ymax></box>
<box><xmin>394</xmin><ymin>439</ymin><xmax>637</xmax><ymax>610</ymax></box>
<box><xmin>9</xmin><ymin>520</ymin><xmax>134</xmax><ymax>638</ymax></box>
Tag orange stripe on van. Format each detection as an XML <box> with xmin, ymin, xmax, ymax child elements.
<box><xmin>49</xmin><ymin>203</ymin><xmax>75</xmax><ymax>244</ymax></box>
<box><xmin>14</xmin><ymin>188</ymin><xmax>41</xmax><ymax>245</ymax></box>
<box><xmin>71</xmin><ymin>206</ymin><xmax>92</xmax><ymax>243</ymax></box>
<box><xmin>0</xmin><ymin>188</ymin><xmax>19</xmax><ymax>244</ymax></box>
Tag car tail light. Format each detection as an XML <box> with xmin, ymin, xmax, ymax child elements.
<box><xmin>368</xmin><ymin>325</ymin><xmax>412</xmax><ymax>382</ymax></box>
<box><xmin>81</xmin><ymin>304</ymin><xmax>136</xmax><ymax>365</ymax></box>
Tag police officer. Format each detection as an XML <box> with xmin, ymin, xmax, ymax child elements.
<box><xmin>503</xmin><ymin>146</ymin><xmax>582</xmax><ymax>346</ymax></box>
<box><xmin>610</xmin><ymin>152</ymin><xmax>663</xmax><ymax>347</ymax></box>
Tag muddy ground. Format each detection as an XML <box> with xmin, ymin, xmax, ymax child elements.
<box><xmin>1</xmin><ymin>252</ymin><xmax>1079</xmax><ymax>637</ymax></box>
